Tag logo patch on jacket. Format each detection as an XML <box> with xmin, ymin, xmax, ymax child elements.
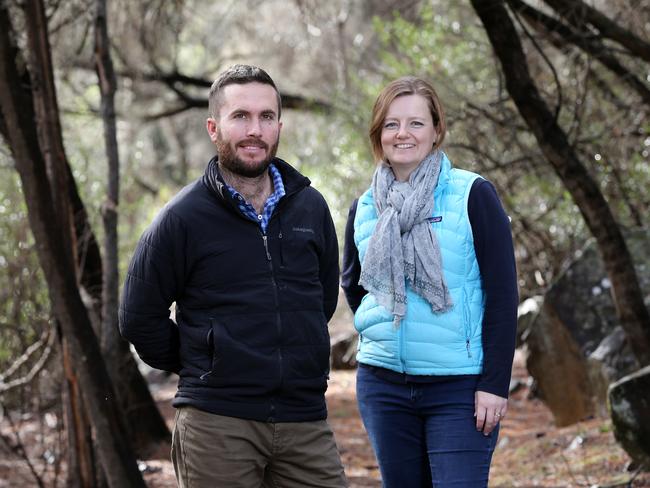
<box><xmin>293</xmin><ymin>227</ymin><xmax>315</xmax><ymax>234</ymax></box>
<box><xmin>429</xmin><ymin>216</ymin><xmax>443</xmax><ymax>223</ymax></box>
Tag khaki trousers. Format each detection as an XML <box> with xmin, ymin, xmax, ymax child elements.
<box><xmin>171</xmin><ymin>406</ymin><xmax>348</xmax><ymax>488</ymax></box>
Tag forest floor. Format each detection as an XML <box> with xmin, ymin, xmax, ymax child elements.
<box><xmin>2</xmin><ymin>349</ymin><xmax>650</xmax><ymax>487</ymax></box>
<box><xmin>142</xmin><ymin>349</ymin><xmax>650</xmax><ymax>488</ymax></box>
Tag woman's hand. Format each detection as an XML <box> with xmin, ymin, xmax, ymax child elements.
<box><xmin>475</xmin><ymin>390</ymin><xmax>507</xmax><ymax>435</ymax></box>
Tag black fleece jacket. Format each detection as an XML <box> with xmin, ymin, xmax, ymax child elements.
<box><xmin>119</xmin><ymin>157</ymin><xmax>339</xmax><ymax>422</ymax></box>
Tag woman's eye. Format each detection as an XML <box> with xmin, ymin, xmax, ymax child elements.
<box><xmin>384</xmin><ymin>122</ymin><xmax>398</xmax><ymax>129</ymax></box>
<box><xmin>411</xmin><ymin>121</ymin><xmax>424</xmax><ymax>127</ymax></box>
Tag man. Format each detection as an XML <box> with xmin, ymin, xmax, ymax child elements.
<box><xmin>119</xmin><ymin>64</ymin><xmax>346</xmax><ymax>487</ymax></box>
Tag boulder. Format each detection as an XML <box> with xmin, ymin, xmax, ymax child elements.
<box><xmin>330</xmin><ymin>331</ymin><xmax>358</xmax><ymax>370</ymax></box>
<box><xmin>517</xmin><ymin>296</ymin><xmax>543</xmax><ymax>347</ymax></box>
<box><xmin>609</xmin><ymin>365</ymin><xmax>650</xmax><ymax>468</ymax></box>
<box><xmin>525</xmin><ymin>303</ymin><xmax>596</xmax><ymax>426</ymax></box>
<box><xmin>524</xmin><ymin>227</ymin><xmax>649</xmax><ymax>426</ymax></box>
<box><xmin>587</xmin><ymin>326</ymin><xmax>638</xmax><ymax>417</ymax></box>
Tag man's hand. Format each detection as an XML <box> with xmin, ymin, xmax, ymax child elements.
<box><xmin>475</xmin><ymin>390</ymin><xmax>507</xmax><ymax>435</ymax></box>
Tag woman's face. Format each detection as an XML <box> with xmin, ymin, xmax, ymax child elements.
<box><xmin>380</xmin><ymin>94</ymin><xmax>437</xmax><ymax>181</ymax></box>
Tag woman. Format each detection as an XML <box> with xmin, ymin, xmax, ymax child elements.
<box><xmin>342</xmin><ymin>76</ymin><xmax>518</xmax><ymax>487</ymax></box>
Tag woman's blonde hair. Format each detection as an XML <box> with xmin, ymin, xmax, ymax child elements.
<box><xmin>368</xmin><ymin>76</ymin><xmax>446</xmax><ymax>163</ymax></box>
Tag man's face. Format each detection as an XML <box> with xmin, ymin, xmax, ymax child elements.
<box><xmin>206</xmin><ymin>82</ymin><xmax>282</xmax><ymax>178</ymax></box>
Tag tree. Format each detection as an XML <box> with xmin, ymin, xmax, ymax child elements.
<box><xmin>0</xmin><ymin>1</ymin><xmax>146</xmax><ymax>486</ymax></box>
<box><xmin>93</xmin><ymin>0</ymin><xmax>171</xmax><ymax>456</ymax></box>
<box><xmin>470</xmin><ymin>0</ymin><xmax>650</xmax><ymax>364</ymax></box>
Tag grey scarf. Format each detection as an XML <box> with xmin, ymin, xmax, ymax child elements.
<box><xmin>359</xmin><ymin>150</ymin><xmax>452</xmax><ymax>326</ymax></box>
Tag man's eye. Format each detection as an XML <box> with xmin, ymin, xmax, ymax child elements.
<box><xmin>262</xmin><ymin>113</ymin><xmax>275</xmax><ymax>120</ymax></box>
<box><xmin>234</xmin><ymin>113</ymin><xmax>247</xmax><ymax>119</ymax></box>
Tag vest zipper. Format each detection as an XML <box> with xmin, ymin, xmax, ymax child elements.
<box><xmin>398</xmin><ymin>316</ymin><xmax>406</xmax><ymax>372</ymax></box>
<box><xmin>463</xmin><ymin>288</ymin><xmax>472</xmax><ymax>359</ymax></box>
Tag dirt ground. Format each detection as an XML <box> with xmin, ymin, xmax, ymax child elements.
<box><xmin>143</xmin><ymin>349</ymin><xmax>650</xmax><ymax>487</ymax></box>
<box><xmin>2</xmin><ymin>349</ymin><xmax>650</xmax><ymax>487</ymax></box>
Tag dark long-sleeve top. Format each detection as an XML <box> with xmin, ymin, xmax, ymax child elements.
<box><xmin>341</xmin><ymin>178</ymin><xmax>518</xmax><ymax>398</ymax></box>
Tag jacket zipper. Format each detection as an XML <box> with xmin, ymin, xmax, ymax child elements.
<box><xmin>261</xmin><ymin>230</ymin><xmax>284</xmax><ymax>398</ymax></box>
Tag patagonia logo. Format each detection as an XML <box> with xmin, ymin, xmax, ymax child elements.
<box><xmin>293</xmin><ymin>227</ymin><xmax>315</xmax><ymax>234</ymax></box>
<box><xmin>429</xmin><ymin>216</ymin><xmax>443</xmax><ymax>223</ymax></box>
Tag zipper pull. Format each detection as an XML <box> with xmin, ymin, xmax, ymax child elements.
<box><xmin>466</xmin><ymin>340</ymin><xmax>472</xmax><ymax>358</ymax></box>
<box><xmin>262</xmin><ymin>235</ymin><xmax>271</xmax><ymax>261</ymax></box>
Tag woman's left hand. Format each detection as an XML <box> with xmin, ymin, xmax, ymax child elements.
<box><xmin>475</xmin><ymin>390</ymin><xmax>508</xmax><ymax>435</ymax></box>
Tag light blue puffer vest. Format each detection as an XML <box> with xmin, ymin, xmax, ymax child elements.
<box><xmin>354</xmin><ymin>154</ymin><xmax>485</xmax><ymax>375</ymax></box>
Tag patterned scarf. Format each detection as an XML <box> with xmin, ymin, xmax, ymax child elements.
<box><xmin>359</xmin><ymin>150</ymin><xmax>452</xmax><ymax>326</ymax></box>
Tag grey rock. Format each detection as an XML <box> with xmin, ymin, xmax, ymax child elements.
<box><xmin>524</xmin><ymin>227</ymin><xmax>649</xmax><ymax>426</ymax></box>
<box><xmin>609</xmin><ymin>365</ymin><xmax>650</xmax><ymax>468</ymax></box>
<box><xmin>330</xmin><ymin>331</ymin><xmax>358</xmax><ymax>370</ymax></box>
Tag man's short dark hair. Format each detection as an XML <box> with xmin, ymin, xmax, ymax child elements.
<box><xmin>208</xmin><ymin>64</ymin><xmax>282</xmax><ymax>119</ymax></box>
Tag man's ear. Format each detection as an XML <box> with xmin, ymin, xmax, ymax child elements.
<box><xmin>206</xmin><ymin>117</ymin><xmax>218</xmax><ymax>143</ymax></box>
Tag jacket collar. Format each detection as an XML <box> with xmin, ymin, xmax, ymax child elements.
<box><xmin>202</xmin><ymin>155</ymin><xmax>311</xmax><ymax>201</ymax></box>
<box><xmin>433</xmin><ymin>152</ymin><xmax>452</xmax><ymax>198</ymax></box>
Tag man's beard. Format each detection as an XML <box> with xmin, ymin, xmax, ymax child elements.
<box><xmin>216</xmin><ymin>131</ymin><xmax>279</xmax><ymax>178</ymax></box>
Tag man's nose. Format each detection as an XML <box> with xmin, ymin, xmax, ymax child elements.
<box><xmin>247</xmin><ymin>117</ymin><xmax>263</xmax><ymax>137</ymax></box>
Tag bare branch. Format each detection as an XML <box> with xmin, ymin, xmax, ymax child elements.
<box><xmin>542</xmin><ymin>0</ymin><xmax>650</xmax><ymax>63</ymax></box>
<box><xmin>0</xmin><ymin>406</ymin><xmax>46</xmax><ymax>488</ymax></box>
<box><xmin>0</xmin><ymin>328</ymin><xmax>55</xmax><ymax>394</ymax></box>
<box><xmin>507</xmin><ymin>0</ymin><xmax>650</xmax><ymax>106</ymax></box>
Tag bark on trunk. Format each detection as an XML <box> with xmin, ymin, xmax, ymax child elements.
<box><xmin>94</xmin><ymin>0</ymin><xmax>120</xmax><ymax>353</ymax></box>
<box><xmin>93</xmin><ymin>0</ymin><xmax>171</xmax><ymax>455</ymax></box>
<box><xmin>470</xmin><ymin>0</ymin><xmax>650</xmax><ymax>365</ymax></box>
<box><xmin>62</xmin><ymin>337</ymin><xmax>97</xmax><ymax>488</ymax></box>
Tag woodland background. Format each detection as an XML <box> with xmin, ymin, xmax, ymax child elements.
<box><xmin>0</xmin><ymin>0</ymin><xmax>649</xmax><ymax>486</ymax></box>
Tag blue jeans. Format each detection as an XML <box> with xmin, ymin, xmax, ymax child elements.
<box><xmin>356</xmin><ymin>365</ymin><xmax>499</xmax><ymax>487</ymax></box>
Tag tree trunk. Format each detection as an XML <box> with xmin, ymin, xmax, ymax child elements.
<box><xmin>0</xmin><ymin>3</ymin><xmax>146</xmax><ymax>487</ymax></box>
<box><xmin>93</xmin><ymin>0</ymin><xmax>171</xmax><ymax>456</ymax></box>
<box><xmin>62</xmin><ymin>337</ymin><xmax>97</xmax><ymax>488</ymax></box>
<box><xmin>470</xmin><ymin>0</ymin><xmax>650</xmax><ymax>365</ymax></box>
<box><xmin>94</xmin><ymin>0</ymin><xmax>120</xmax><ymax>353</ymax></box>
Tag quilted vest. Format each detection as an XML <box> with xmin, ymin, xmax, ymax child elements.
<box><xmin>353</xmin><ymin>154</ymin><xmax>485</xmax><ymax>375</ymax></box>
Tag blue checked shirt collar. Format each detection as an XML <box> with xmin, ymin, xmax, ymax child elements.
<box><xmin>223</xmin><ymin>163</ymin><xmax>285</xmax><ymax>234</ymax></box>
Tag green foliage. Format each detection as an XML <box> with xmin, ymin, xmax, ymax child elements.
<box><xmin>2</xmin><ymin>0</ymin><xmax>648</xmax><ymax>378</ymax></box>
<box><xmin>358</xmin><ymin>1</ymin><xmax>650</xmax><ymax>296</ymax></box>
<box><xmin>0</xmin><ymin>162</ymin><xmax>50</xmax><ymax>370</ymax></box>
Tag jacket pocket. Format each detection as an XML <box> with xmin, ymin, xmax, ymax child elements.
<box><xmin>281</xmin><ymin>228</ymin><xmax>319</xmax><ymax>274</ymax></box>
<box><xmin>201</xmin><ymin>317</ymin><xmax>278</xmax><ymax>384</ymax></box>
<box><xmin>178</xmin><ymin>323</ymin><xmax>212</xmax><ymax>378</ymax></box>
